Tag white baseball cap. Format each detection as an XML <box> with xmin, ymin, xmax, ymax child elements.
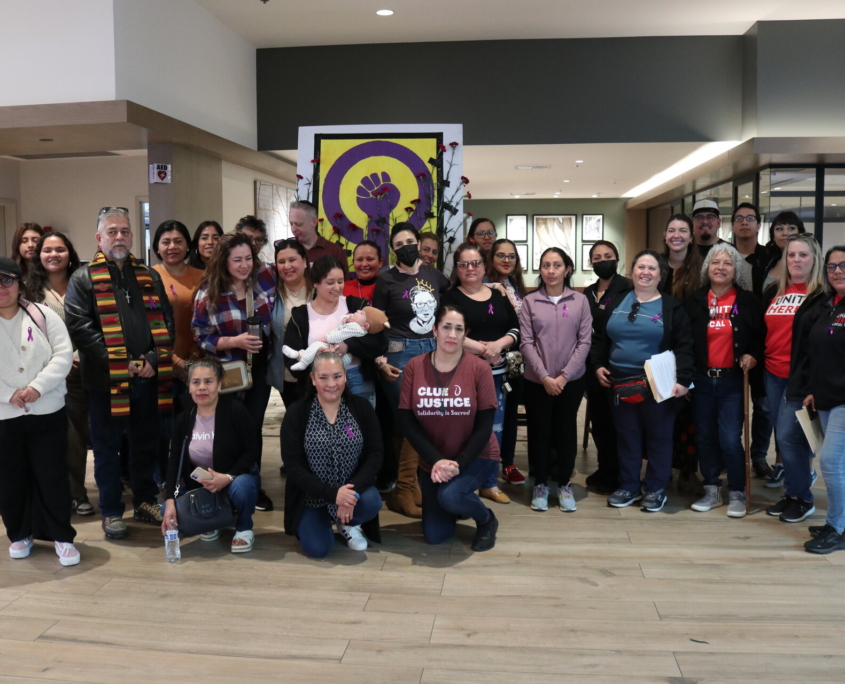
<box><xmin>692</xmin><ymin>199</ymin><xmax>720</xmax><ymax>217</ymax></box>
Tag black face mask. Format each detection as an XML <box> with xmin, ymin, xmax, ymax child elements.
<box><xmin>394</xmin><ymin>244</ymin><xmax>419</xmax><ymax>267</ymax></box>
<box><xmin>593</xmin><ymin>259</ymin><xmax>618</xmax><ymax>280</ymax></box>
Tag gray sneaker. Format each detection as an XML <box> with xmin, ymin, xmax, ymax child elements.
<box><xmin>531</xmin><ymin>485</ymin><xmax>549</xmax><ymax>511</ymax></box>
<box><xmin>727</xmin><ymin>491</ymin><xmax>746</xmax><ymax>518</ymax></box>
<box><xmin>557</xmin><ymin>483</ymin><xmax>576</xmax><ymax>512</ymax></box>
<box><xmin>102</xmin><ymin>515</ymin><xmax>129</xmax><ymax>539</ymax></box>
<box><xmin>691</xmin><ymin>485</ymin><xmax>722</xmax><ymax>512</ymax></box>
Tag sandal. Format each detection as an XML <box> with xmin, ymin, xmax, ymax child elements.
<box><xmin>200</xmin><ymin>530</ymin><xmax>220</xmax><ymax>542</ymax></box>
<box><xmin>9</xmin><ymin>537</ymin><xmax>33</xmax><ymax>559</ymax></box>
<box><xmin>231</xmin><ymin>530</ymin><xmax>254</xmax><ymax>553</ymax></box>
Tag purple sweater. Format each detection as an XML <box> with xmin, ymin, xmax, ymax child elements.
<box><xmin>519</xmin><ymin>285</ymin><xmax>593</xmax><ymax>384</ymax></box>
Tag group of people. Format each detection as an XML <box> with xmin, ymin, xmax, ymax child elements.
<box><xmin>2</xmin><ymin>196</ymin><xmax>843</xmax><ymax>566</ymax></box>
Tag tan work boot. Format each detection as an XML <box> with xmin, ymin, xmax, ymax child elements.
<box><xmin>389</xmin><ymin>438</ymin><xmax>422</xmax><ymax>518</ymax></box>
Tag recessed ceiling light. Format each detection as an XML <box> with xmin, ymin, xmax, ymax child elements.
<box><xmin>761</xmin><ymin>190</ymin><xmax>768</xmax><ymax>194</ymax></box>
<box><xmin>833</xmin><ymin>203</ymin><xmax>838</xmax><ymax>206</ymax></box>
<box><xmin>744</xmin><ymin>195</ymin><xmax>750</xmax><ymax>198</ymax></box>
<box><xmin>510</xmin><ymin>192</ymin><xmax>534</xmax><ymax>197</ymax></box>
<box><xmin>575</xmin><ymin>160</ymin><xmax>584</xmax><ymax>164</ymax></box>
<box><xmin>512</xmin><ymin>195</ymin><xmax>520</xmax><ymax>198</ymax></box>
<box><xmin>592</xmin><ymin>194</ymin><xmax>599</xmax><ymax>198</ymax></box>
<box><xmin>774</xmin><ymin>187</ymin><xmax>782</xmax><ymax>190</ymax></box>
<box><xmin>563</xmin><ymin>179</ymin><xmax>570</xmax><ymax>183</ymax></box>
<box><xmin>376</xmin><ymin>9</ymin><xmax>393</xmax><ymax>16</ymax></box>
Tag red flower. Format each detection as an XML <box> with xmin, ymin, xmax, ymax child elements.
<box><xmin>466</xmin><ymin>192</ymin><xmax>472</xmax><ymax>199</ymax></box>
<box><xmin>416</xmin><ymin>172</ymin><xmax>428</xmax><ymax>179</ymax></box>
<box><xmin>318</xmin><ymin>218</ymin><xmax>324</xmax><ymax>223</ymax></box>
<box><xmin>410</xmin><ymin>198</ymin><xmax>420</xmax><ymax>205</ymax></box>
<box><xmin>333</xmin><ymin>212</ymin><xmax>343</xmax><ymax>219</ymax></box>
<box><xmin>449</xmin><ymin>141</ymin><xmax>459</xmax><ymax>148</ymax></box>
<box><xmin>461</xmin><ymin>176</ymin><xmax>469</xmax><ymax>184</ymax></box>
<box><xmin>332</xmin><ymin>226</ymin><xmax>340</xmax><ymax>233</ymax></box>
<box><xmin>466</xmin><ymin>212</ymin><xmax>473</xmax><ymax>217</ymax></box>
<box><xmin>380</xmin><ymin>186</ymin><xmax>390</xmax><ymax>193</ymax></box>
<box><xmin>405</xmin><ymin>206</ymin><xmax>414</xmax><ymax>213</ymax></box>
<box><xmin>371</xmin><ymin>227</ymin><xmax>381</xmax><ymax>234</ymax></box>
<box><xmin>310</xmin><ymin>158</ymin><xmax>319</xmax><ymax>164</ymax></box>
<box><xmin>349</xmin><ymin>223</ymin><xmax>359</xmax><ymax>230</ymax></box>
<box><xmin>296</xmin><ymin>174</ymin><xmax>303</xmax><ymax>180</ymax></box>
<box><xmin>437</xmin><ymin>144</ymin><xmax>447</xmax><ymax>152</ymax></box>
<box><xmin>366</xmin><ymin>214</ymin><xmax>373</xmax><ymax>219</ymax></box>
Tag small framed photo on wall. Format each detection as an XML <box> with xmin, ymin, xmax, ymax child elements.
<box><xmin>506</xmin><ymin>214</ymin><xmax>528</xmax><ymax>242</ymax></box>
<box><xmin>532</xmin><ymin>215</ymin><xmax>576</xmax><ymax>270</ymax></box>
<box><xmin>581</xmin><ymin>214</ymin><xmax>604</xmax><ymax>242</ymax></box>
<box><xmin>516</xmin><ymin>243</ymin><xmax>528</xmax><ymax>268</ymax></box>
<box><xmin>582</xmin><ymin>243</ymin><xmax>594</xmax><ymax>270</ymax></box>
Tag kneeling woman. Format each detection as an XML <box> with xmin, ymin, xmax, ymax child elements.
<box><xmin>398</xmin><ymin>305</ymin><xmax>500</xmax><ymax>552</ymax></box>
<box><xmin>281</xmin><ymin>352</ymin><xmax>383</xmax><ymax>558</ymax></box>
<box><xmin>162</xmin><ymin>359</ymin><xmax>260</xmax><ymax>553</ymax></box>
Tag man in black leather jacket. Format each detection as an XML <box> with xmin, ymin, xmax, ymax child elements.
<box><xmin>65</xmin><ymin>208</ymin><xmax>174</xmax><ymax>541</ymax></box>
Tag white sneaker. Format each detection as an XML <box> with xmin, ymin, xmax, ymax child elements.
<box><xmin>691</xmin><ymin>484</ymin><xmax>722</xmax><ymax>512</ymax></box>
<box><xmin>337</xmin><ymin>524</ymin><xmax>368</xmax><ymax>551</ymax></box>
<box><xmin>9</xmin><ymin>537</ymin><xmax>33</xmax><ymax>559</ymax></box>
<box><xmin>727</xmin><ymin>491</ymin><xmax>747</xmax><ymax>518</ymax></box>
<box><xmin>531</xmin><ymin>484</ymin><xmax>549</xmax><ymax>511</ymax></box>
<box><xmin>558</xmin><ymin>483</ymin><xmax>576</xmax><ymax>512</ymax></box>
<box><xmin>54</xmin><ymin>542</ymin><xmax>80</xmax><ymax>566</ymax></box>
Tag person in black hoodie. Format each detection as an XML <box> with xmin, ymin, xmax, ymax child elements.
<box><xmin>684</xmin><ymin>244</ymin><xmax>763</xmax><ymax>518</ymax></box>
<box><xmin>583</xmin><ymin>240</ymin><xmax>631</xmax><ymax>493</ymax></box>
<box><xmin>801</xmin><ymin>245</ymin><xmax>845</xmax><ymax>554</ymax></box>
<box><xmin>162</xmin><ymin>359</ymin><xmax>260</xmax><ymax>553</ymax></box>
<box><xmin>591</xmin><ymin>250</ymin><xmax>694</xmax><ymax>513</ymax></box>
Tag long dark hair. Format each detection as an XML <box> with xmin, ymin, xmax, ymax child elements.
<box><xmin>487</xmin><ymin>238</ymin><xmax>527</xmax><ymax>297</ymax></box>
<box><xmin>765</xmin><ymin>211</ymin><xmax>807</xmax><ymax>261</ymax></box>
<box><xmin>188</xmin><ymin>220</ymin><xmax>223</xmax><ymax>269</ymax></box>
<box><xmin>200</xmin><ymin>232</ymin><xmax>258</xmax><ymax>307</ymax></box>
<box><xmin>273</xmin><ymin>237</ymin><xmax>312</xmax><ymax>300</ymax></box>
<box><xmin>24</xmin><ymin>231</ymin><xmax>80</xmax><ymax>302</ymax></box>
<box><xmin>467</xmin><ymin>217</ymin><xmax>496</xmax><ymax>243</ymax></box>
<box><xmin>536</xmin><ymin>247</ymin><xmax>574</xmax><ymax>289</ymax></box>
<box><xmin>152</xmin><ymin>220</ymin><xmax>191</xmax><ymax>260</ymax></box>
<box><xmin>661</xmin><ymin>213</ymin><xmax>701</xmax><ymax>299</ymax></box>
<box><xmin>12</xmin><ymin>223</ymin><xmax>44</xmax><ymax>275</ymax></box>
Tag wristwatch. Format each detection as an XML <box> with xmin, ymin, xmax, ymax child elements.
<box><xmin>226</xmin><ymin>474</ymin><xmax>234</xmax><ymax>483</ymax></box>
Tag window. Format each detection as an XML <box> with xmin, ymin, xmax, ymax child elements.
<box><xmin>823</xmin><ymin>168</ymin><xmax>845</xmax><ymax>253</ymax></box>
<box><xmin>760</xmin><ymin>168</ymin><xmax>816</xmax><ymax>246</ymax></box>
<box><xmin>695</xmin><ymin>182</ymin><xmax>732</xmax><ymax>240</ymax></box>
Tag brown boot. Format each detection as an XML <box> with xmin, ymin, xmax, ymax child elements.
<box><xmin>389</xmin><ymin>438</ymin><xmax>422</xmax><ymax>518</ymax></box>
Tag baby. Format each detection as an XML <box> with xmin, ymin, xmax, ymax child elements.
<box><xmin>283</xmin><ymin>306</ymin><xmax>389</xmax><ymax>371</ymax></box>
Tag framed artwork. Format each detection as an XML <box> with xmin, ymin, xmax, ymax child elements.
<box><xmin>515</xmin><ymin>243</ymin><xmax>528</xmax><ymax>267</ymax></box>
<box><xmin>582</xmin><ymin>243</ymin><xmax>594</xmax><ymax>270</ymax></box>
<box><xmin>581</xmin><ymin>214</ymin><xmax>604</xmax><ymax>241</ymax></box>
<box><xmin>532</xmin><ymin>214</ymin><xmax>575</xmax><ymax>270</ymax></box>
<box><xmin>506</xmin><ymin>214</ymin><xmax>528</xmax><ymax>242</ymax></box>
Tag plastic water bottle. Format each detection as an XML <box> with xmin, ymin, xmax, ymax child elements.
<box><xmin>164</xmin><ymin>523</ymin><xmax>181</xmax><ymax>563</ymax></box>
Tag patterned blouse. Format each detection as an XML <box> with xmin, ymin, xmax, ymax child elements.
<box><xmin>501</xmin><ymin>278</ymin><xmax>524</xmax><ymax>317</ymax></box>
<box><xmin>303</xmin><ymin>398</ymin><xmax>364</xmax><ymax>520</ymax></box>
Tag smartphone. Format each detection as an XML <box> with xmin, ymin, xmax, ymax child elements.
<box><xmin>190</xmin><ymin>467</ymin><xmax>213</xmax><ymax>481</ymax></box>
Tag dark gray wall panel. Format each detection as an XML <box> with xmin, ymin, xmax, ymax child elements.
<box><xmin>257</xmin><ymin>36</ymin><xmax>743</xmax><ymax>150</ymax></box>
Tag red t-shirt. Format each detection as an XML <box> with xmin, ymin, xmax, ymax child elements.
<box><xmin>343</xmin><ymin>278</ymin><xmax>376</xmax><ymax>305</ymax></box>
<box><xmin>835</xmin><ymin>295</ymin><xmax>844</xmax><ymax>307</ymax></box>
<box><xmin>398</xmin><ymin>352</ymin><xmax>500</xmax><ymax>472</ymax></box>
<box><xmin>765</xmin><ymin>282</ymin><xmax>807</xmax><ymax>378</ymax></box>
<box><xmin>707</xmin><ymin>288</ymin><xmax>736</xmax><ymax>368</ymax></box>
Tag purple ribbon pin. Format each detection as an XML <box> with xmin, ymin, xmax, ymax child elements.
<box><xmin>650</xmin><ymin>313</ymin><xmax>663</xmax><ymax>323</ymax></box>
<box><xmin>488</xmin><ymin>303</ymin><xmax>494</xmax><ymax>315</ymax></box>
<box><xmin>170</xmin><ymin>284</ymin><xmax>177</xmax><ymax>297</ymax></box>
<box><xmin>731</xmin><ymin>303</ymin><xmax>739</xmax><ymax>316</ymax></box>
<box><xmin>149</xmin><ymin>296</ymin><xmax>156</xmax><ymax>309</ymax></box>
<box><xmin>402</xmin><ymin>289</ymin><xmax>409</xmax><ymax>299</ymax></box>
<box><xmin>343</xmin><ymin>424</ymin><xmax>355</xmax><ymax>439</ymax></box>
<box><xmin>562</xmin><ymin>304</ymin><xmax>568</xmax><ymax>317</ymax></box>
<box><xmin>27</xmin><ymin>327</ymin><xmax>33</xmax><ymax>342</ymax></box>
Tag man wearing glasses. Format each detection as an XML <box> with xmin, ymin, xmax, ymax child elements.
<box><xmin>692</xmin><ymin>199</ymin><xmax>729</xmax><ymax>257</ymax></box>
<box><xmin>234</xmin><ymin>215</ymin><xmax>271</xmax><ymax>264</ymax></box>
<box><xmin>65</xmin><ymin>208</ymin><xmax>175</xmax><ymax>541</ymax></box>
<box><xmin>287</xmin><ymin>201</ymin><xmax>348</xmax><ymax>276</ymax></box>
<box><xmin>732</xmin><ymin>202</ymin><xmax>770</xmax><ymax>297</ymax></box>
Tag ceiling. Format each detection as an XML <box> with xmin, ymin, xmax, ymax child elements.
<box><xmin>194</xmin><ymin>0</ymin><xmax>845</xmax><ymax>48</ymax></box>
<box><xmin>274</xmin><ymin>141</ymin><xmax>730</xmax><ymax>200</ymax></box>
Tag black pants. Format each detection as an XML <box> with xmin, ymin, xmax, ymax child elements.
<box><xmin>500</xmin><ymin>375</ymin><xmax>523</xmax><ymax>469</ymax></box>
<box><xmin>281</xmin><ymin>380</ymin><xmax>299</xmax><ymax>409</ymax></box>
<box><xmin>524</xmin><ymin>375</ymin><xmax>586</xmax><ymax>486</ymax></box>
<box><xmin>586</xmin><ymin>378</ymin><xmax>617</xmax><ymax>479</ymax></box>
<box><xmin>0</xmin><ymin>409</ymin><xmax>76</xmax><ymax>543</ymax></box>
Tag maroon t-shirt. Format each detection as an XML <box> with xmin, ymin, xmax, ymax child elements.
<box><xmin>398</xmin><ymin>352</ymin><xmax>500</xmax><ymax>472</ymax></box>
<box><xmin>307</xmin><ymin>236</ymin><xmax>349</xmax><ymax>277</ymax></box>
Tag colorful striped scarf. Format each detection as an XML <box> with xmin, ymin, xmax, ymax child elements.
<box><xmin>88</xmin><ymin>251</ymin><xmax>173</xmax><ymax>417</ymax></box>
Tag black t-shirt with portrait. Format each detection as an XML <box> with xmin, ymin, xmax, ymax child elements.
<box><xmin>372</xmin><ymin>265</ymin><xmax>450</xmax><ymax>339</ymax></box>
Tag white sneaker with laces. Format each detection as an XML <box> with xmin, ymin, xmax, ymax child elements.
<box><xmin>531</xmin><ymin>484</ymin><xmax>549</xmax><ymax>511</ymax></box>
<box><xmin>9</xmin><ymin>537</ymin><xmax>33</xmax><ymax>559</ymax></box>
<box><xmin>55</xmin><ymin>542</ymin><xmax>80</xmax><ymax>566</ymax></box>
<box><xmin>338</xmin><ymin>524</ymin><xmax>368</xmax><ymax>551</ymax></box>
<box><xmin>558</xmin><ymin>483</ymin><xmax>576</xmax><ymax>512</ymax></box>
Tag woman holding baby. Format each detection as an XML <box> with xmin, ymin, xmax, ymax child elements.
<box><xmin>284</xmin><ymin>256</ymin><xmax>388</xmax><ymax>404</ymax></box>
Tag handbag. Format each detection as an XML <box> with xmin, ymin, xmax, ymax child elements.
<box><xmin>504</xmin><ymin>350</ymin><xmax>525</xmax><ymax>382</ymax></box>
<box><xmin>220</xmin><ymin>289</ymin><xmax>255</xmax><ymax>395</ymax></box>
<box><xmin>173</xmin><ymin>427</ymin><xmax>234</xmax><ymax>537</ymax></box>
<box><xmin>611</xmin><ymin>374</ymin><xmax>651</xmax><ymax>405</ymax></box>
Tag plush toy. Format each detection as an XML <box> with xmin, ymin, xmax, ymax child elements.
<box><xmin>283</xmin><ymin>306</ymin><xmax>389</xmax><ymax>371</ymax></box>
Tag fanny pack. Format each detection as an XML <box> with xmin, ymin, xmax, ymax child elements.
<box><xmin>611</xmin><ymin>375</ymin><xmax>651</xmax><ymax>405</ymax></box>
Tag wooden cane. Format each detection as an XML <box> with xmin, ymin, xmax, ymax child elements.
<box><xmin>743</xmin><ymin>369</ymin><xmax>751</xmax><ymax>515</ymax></box>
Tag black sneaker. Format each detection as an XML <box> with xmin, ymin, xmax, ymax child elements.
<box><xmin>641</xmin><ymin>489</ymin><xmax>668</xmax><ymax>512</ymax></box>
<box><xmin>752</xmin><ymin>460</ymin><xmax>774</xmax><ymax>479</ymax></box>
<box><xmin>779</xmin><ymin>498</ymin><xmax>815</xmax><ymax>523</ymax></box>
<box><xmin>766</xmin><ymin>496</ymin><xmax>792</xmax><ymax>517</ymax></box>
<box><xmin>809</xmin><ymin>525</ymin><xmax>826</xmax><ymax>538</ymax></box>
<box><xmin>607</xmin><ymin>489</ymin><xmax>643</xmax><ymax>508</ymax></box>
<box><xmin>804</xmin><ymin>525</ymin><xmax>845</xmax><ymax>554</ymax></box>
<box><xmin>471</xmin><ymin>508</ymin><xmax>498</xmax><ymax>552</ymax></box>
<box><xmin>133</xmin><ymin>501</ymin><xmax>163</xmax><ymax>524</ymax></box>
<box><xmin>255</xmin><ymin>489</ymin><xmax>274</xmax><ymax>512</ymax></box>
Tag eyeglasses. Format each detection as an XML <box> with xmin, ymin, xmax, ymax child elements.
<box><xmin>474</xmin><ymin>230</ymin><xmax>496</xmax><ymax>238</ymax></box>
<box><xmin>0</xmin><ymin>275</ymin><xmax>19</xmax><ymax>289</ymax></box>
<box><xmin>733</xmin><ymin>215</ymin><xmax>758</xmax><ymax>224</ymax></box>
<box><xmin>457</xmin><ymin>260</ymin><xmax>483</xmax><ymax>269</ymax></box>
<box><xmin>825</xmin><ymin>262</ymin><xmax>845</xmax><ymax>274</ymax></box>
<box><xmin>693</xmin><ymin>213</ymin><xmax>720</xmax><ymax>222</ymax></box>
<box><xmin>494</xmin><ymin>252</ymin><xmax>517</xmax><ymax>261</ymax></box>
<box><xmin>627</xmin><ymin>300</ymin><xmax>641</xmax><ymax>322</ymax></box>
<box><xmin>247</xmin><ymin>236</ymin><xmax>267</xmax><ymax>247</ymax></box>
<box><xmin>99</xmin><ymin>207</ymin><xmax>129</xmax><ymax>215</ymax></box>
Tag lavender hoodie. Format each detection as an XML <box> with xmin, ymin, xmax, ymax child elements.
<box><xmin>519</xmin><ymin>285</ymin><xmax>592</xmax><ymax>384</ymax></box>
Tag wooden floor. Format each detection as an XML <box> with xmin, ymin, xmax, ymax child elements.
<box><xmin>1</xmin><ymin>391</ymin><xmax>843</xmax><ymax>683</ymax></box>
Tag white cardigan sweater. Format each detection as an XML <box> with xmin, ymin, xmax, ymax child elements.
<box><xmin>0</xmin><ymin>304</ymin><xmax>73</xmax><ymax>420</ymax></box>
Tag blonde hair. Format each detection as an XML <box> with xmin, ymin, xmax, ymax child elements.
<box><xmin>776</xmin><ymin>234</ymin><xmax>825</xmax><ymax>299</ymax></box>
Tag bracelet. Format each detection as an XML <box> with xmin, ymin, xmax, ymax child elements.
<box><xmin>226</xmin><ymin>474</ymin><xmax>234</xmax><ymax>483</ymax></box>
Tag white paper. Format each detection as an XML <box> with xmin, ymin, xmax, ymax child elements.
<box><xmin>644</xmin><ymin>350</ymin><xmax>677</xmax><ymax>403</ymax></box>
<box><xmin>796</xmin><ymin>407</ymin><xmax>825</xmax><ymax>455</ymax></box>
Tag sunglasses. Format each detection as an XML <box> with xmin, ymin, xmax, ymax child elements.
<box><xmin>627</xmin><ymin>300</ymin><xmax>641</xmax><ymax>323</ymax></box>
<box><xmin>99</xmin><ymin>207</ymin><xmax>129</xmax><ymax>215</ymax></box>
<box><xmin>274</xmin><ymin>238</ymin><xmax>299</xmax><ymax>250</ymax></box>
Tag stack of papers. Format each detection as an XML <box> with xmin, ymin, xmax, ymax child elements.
<box><xmin>644</xmin><ymin>351</ymin><xmax>677</xmax><ymax>403</ymax></box>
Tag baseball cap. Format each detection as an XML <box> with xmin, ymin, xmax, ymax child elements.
<box><xmin>0</xmin><ymin>257</ymin><xmax>22</xmax><ymax>280</ymax></box>
<box><xmin>692</xmin><ymin>199</ymin><xmax>721</xmax><ymax>218</ymax></box>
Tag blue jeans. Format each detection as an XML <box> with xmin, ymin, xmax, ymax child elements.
<box><xmin>819</xmin><ymin>406</ymin><xmax>845</xmax><ymax>534</ymax></box>
<box><xmin>482</xmin><ymin>374</ymin><xmax>507</xmax><ymax>488</ymax></box>
<box><xmin>765</xmin><ymin>371</ymin><xmax>814</xmax><ymax>502</ymax></box>
<box><xmin>419</xmin><ymin>458</ymin><xmax>497</xmax><ymax>545</ymax></box>
<box><xmin>88</xmin><ymin>381</ymin><xmax>161</xmax><ymax>518</ymax></box>
<box><xmin>345</xmin><ymin>365</ymin><xmax>376</xmax><ymax>407</ymax></box>
<box><xmin>379</xmin><ymin>337</ymin><xmax>436</xmax><ymax>430</ymax></box>
<box><xmin>297</xmin><ymin>485</ymin><xmax>382</xmax><ymax>559</ymax></box>
<box><xmin>692</xmin><ymin>373</ymin><xmax>746</xmax><ymax>491</ymax></box>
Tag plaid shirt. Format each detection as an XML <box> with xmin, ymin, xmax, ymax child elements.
<box><xmin>192</xmin><ymin>263</ymin><xmax>276</xmax><ymax>362</ymax></box>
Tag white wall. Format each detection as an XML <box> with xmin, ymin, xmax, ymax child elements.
<box><xmin>0</xmin><ymin>0</ymin><xmax>116</xmax><ymax>106</ymax></box>
<box><xmin>19</xmin><ymin>155</ymin><xmax>148</xmax><ymax>259</ymax></box>
<box><xmin>113</xmin><ymin>0</ymin><xmax>258</xmax><ymax>149</ymax></box>
<box><xmin>0</xmin><ymin>157</ymin><xmax>22</xmax><ymax>255</ymax></box>
<box><xmin>222</xmin><ymin>161</ymin><xmax>294</xmax><ymax>233</ymax></box>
